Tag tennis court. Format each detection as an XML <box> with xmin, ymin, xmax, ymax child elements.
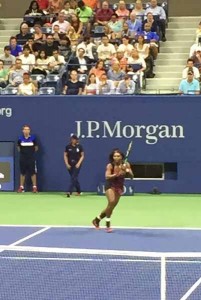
<box><xmin>1</xmin><ymin>193</ymin><xmax>201</xmax><ymax>300</ymax></box>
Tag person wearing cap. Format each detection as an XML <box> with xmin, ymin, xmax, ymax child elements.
<box><xmin>182</xmin><ymin>59</ymin><xmax>200</xmax><ymax>80</ymax></box>
<box><xmin>64</xmin><ymin>135</ymin><xmax>84</xmax><ymax>197</ymax></box>
<box><xmin>179</xmin><ymin>70</ymin><xmax>200</xmax><ymax>95</ymax></box>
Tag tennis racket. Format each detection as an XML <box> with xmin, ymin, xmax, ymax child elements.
<box><xmin>124</xmin><ymin>141</ymin><xmax>134</xmax><ymax>178</ymax></box>
<box><xmin>124</xmin><ymin>140</ymin><xmax>133</xmax><ymax>163</ymax></box>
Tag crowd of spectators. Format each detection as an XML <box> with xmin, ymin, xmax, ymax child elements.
<box><xmin>0</xmin><ymin>0</ymin><xmax>168</xmax><ymax>95</ymax></box>
<box><xmin>179</xmin><ymin>22</ymin><xmax>201</xmax><ymax>95</ymax></box>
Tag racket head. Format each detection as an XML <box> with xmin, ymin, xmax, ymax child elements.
<box><xmin>124</xmin><ymin>141</ymin><xmax>133</xmax><ymax>162</ymax></box>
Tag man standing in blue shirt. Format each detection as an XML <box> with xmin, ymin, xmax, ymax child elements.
<box><xmin>179</xmin><ymin>70</ymin><xmax>200</xmax><ymax>95</ymax></box>
<box><xmin>17</xmin><ymin>125</ymin><xmax>38</xmax><ymax>193</ymax></box>
<box><xmin>64</xmin><ymin>135</ymin><xmax>84</xmax><ymax>197</ymax></box>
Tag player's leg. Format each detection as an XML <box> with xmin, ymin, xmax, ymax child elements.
<box><xmin>92</xmin><ymin>187</ymin><xmax>111</xmax><ymax>228</ymax></box>
<box><xmin>18</xmin><ymin>159</ymin><xmax>26</xmax><ymax>192</ymax></box>
<box><xmin>105</xmin><ymin>189</ymin><xmax>120</xmax><ymax>232</ymax></box>
<box><xmin>67</xmin><ymin>166</ymin><xmax>75</xmax><ymax>197</ymax></box>
<box><xmin>31</xmin><ymin>174</ymin><xmax>38</xmax><ymax>193</ymax></box>
<box><xmin>92</xmin><ymin>188</ymin><xmax>120</xmax><ymax>230</ymax></box>
<box><xmin>73</xmin><ymin>167</ymin><xmax>81</xmax><ymax>195</ymax></box>
<box><xmin>29</xmin><ymin>159</ymin><xmax>38</xmax><ymax>193</ymax></box>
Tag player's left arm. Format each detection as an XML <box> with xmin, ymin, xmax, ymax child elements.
<box><xmin>124</xmin><ymin>162</ymin><xmax>134</xmax><ymax>178</ymax></box>
<box><xmin>76</xmin><ymin>145</ymin><xmax>84</xmax><ymax>168</ymax></box>
<box><xmin>33</xmin><ymin>136</ymin><xmax>39</xmax><ymax>152</ymax></box>
<box><xmin>17</xmin><ymin>138</ymin><xmax>21</xmax><ymax>152</ymax></box>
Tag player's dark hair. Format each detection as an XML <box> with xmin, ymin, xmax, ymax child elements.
<box><xmin>109</xmin><ymin>149</ymin><xmax>125</xmax><ymax>163</ymax></box>
<box><xmin>22</xmin><ymin>125</ymin><xmax>31</xmax><ymax>130</ymax></box>
<box><xmin>109</xmin><ymin>149</ymin><xmax>125</xmax><ymax>173</ymax></box>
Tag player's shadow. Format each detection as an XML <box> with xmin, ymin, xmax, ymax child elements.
<box><xmin>113</xmin><ymin>229</ymin><xmax>172</xmax><ymax>238</ymax></box>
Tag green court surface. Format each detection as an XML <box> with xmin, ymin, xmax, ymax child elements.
<box><xmin>0</xmin><ymin>192</ymin><xmax>201</xmax><ymax>227</ymax></box>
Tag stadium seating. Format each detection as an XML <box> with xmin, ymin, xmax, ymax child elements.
<box><xmin>0</xmin><ymin>1</ymin><xmax>179</xmax><ymax>95</ymax></box>
<box><xmin>3</xmin><ymin>86</ymin><xmax>18</xmax><ymax>95</ymax></box>
<box><xmin>31</xmin><ymin>74</ymin><xmax>45</xmax><ymax>84</ymax></box>
<box><xmin>38</xmin><ymin>87</ymin><xmax>56</xmax><ymax>95</ymax></box>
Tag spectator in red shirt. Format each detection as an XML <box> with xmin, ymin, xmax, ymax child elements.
<box><xmin>37</xmin><ymin>0</ymin><xmax>49</xmax><ymax>10</ymax></box>
<box><xmin>96</xmin><ymin>1</ymin><xmax>114</xmax><ymax>25</ymax></box>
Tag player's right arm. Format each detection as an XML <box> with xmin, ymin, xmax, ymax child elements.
<box><xmin>123</xmin><ymin>162</ymin><xmax>134</xmax><ymax>178</ymax></box>
<box><xmin>33</xmin><ymin>136</ymin><xmax>39</xmax><ymax>152</ymax></box>
<box><xmin>64</xmin><ymin>150</ymin><xmax>71</xmax><ymax>169</ymax></box>
<box><xmin>105</xmin><ymin>163</ymin><xmax>118</xmax><ymax>180</ymax></box>
<box><xmin>17</xmin><ymin>138</ymin><xmax>21</xmax><ymax>152</ymax></box>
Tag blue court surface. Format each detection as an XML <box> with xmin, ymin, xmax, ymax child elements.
<box><xmin>1</xmin><ymin>225</ymin><xmax>201</xmax><ymax>300</ymax></box>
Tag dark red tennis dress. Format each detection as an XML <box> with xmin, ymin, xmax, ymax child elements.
<box><xmin>105</xmin><ymin>164</ymin><xmax>125</xmax><ymax>195</ymax></box>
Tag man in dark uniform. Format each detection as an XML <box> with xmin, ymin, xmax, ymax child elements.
<box><xmin>64</xmin><ymin>135</ymin><xmax>84</xmax><ymax>197</ymax></box>
<box><xmin>17</xmin><ymin>125</ymin><xmax>38</xmax><ymax>193</ymax></box>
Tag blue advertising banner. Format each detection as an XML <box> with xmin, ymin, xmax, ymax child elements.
<box><xmin>0</xmin><ymin>95</ymin><xmax>200</xmax><ymax>193</ymax></box>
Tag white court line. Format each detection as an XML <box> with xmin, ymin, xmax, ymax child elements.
<box><xmin>9</xmin><ymin>227</ymin><xmax>50</xmax><ymax>247</ymax></box>
<box><xmin>180</xmin><ymin>277</ymin><xmax>201</xmax><ymax>300</ymax></box>
<box><xmin>0</xmin><ymin>257</ymin><xmax>201</xmax><ymax>264</ymax></box>
<box><xmin>0</xmin><ymin>225</ymin><xmax>201</xmax><ymax>231</ymax></box>
<box><xmin>0</xmin><ymin>227</ymin><xmax>50</xmax><ymax>254</ymax></box>
<box><xmin>0</xmin><ymin>257</ymin><xmax>200</xmax><ymax>263</ymax></box>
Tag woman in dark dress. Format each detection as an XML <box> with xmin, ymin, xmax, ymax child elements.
<box><xmin>92</xmin><ymin>148</ymin><xmax>133</xmax><ymax>232</ymax></box>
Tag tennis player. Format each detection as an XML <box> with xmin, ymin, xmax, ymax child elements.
<box><xmin>92</xmin><ymin>148</ymin><xmax>133</xmax><ymax>232</ymax></box>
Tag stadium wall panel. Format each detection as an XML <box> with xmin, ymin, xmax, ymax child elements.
<box><xmin>0</xmin><ymin>95</ymin><xmax>200</xmax><ymax>193</ymax></box>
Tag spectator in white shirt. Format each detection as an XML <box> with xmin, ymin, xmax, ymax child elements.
<box><xmin>182</xmin><ymin>59</ymin><xmax>200</xmax><ymax>80</ymax></box>
<box><xmin>127</xmin><ymin>49</ymin><xmax>146</xmax><ymax>87</ymax></box>
<box><xmin>145</xmin><ymin>0</ymin><xmax>166</xmax><ymax>42</ymax></box>
<box><xmin>97</xmin><ymin>36</ymin><xmax>116</xmax><ymax>61</ymax></box>
<box><xmin>77</xmin><ymin>37</ymin><xmax>97</xmax><ymax>62</ymax></box>
<box><xmin>19</xmin><ymin>45</ymin><xmax>36</xmax><ymax>72</ymax></box>
<box><xmin>84</xmin><ymin>73</ymin><xmax>98</xmax><ymax>95</ymax></box>
<box><xmin>32</xmin><ymin>50</ymin><xmax>50</xmax><ymax>75</ymax></box>
<box><xmin>18</xmin><ymin>72</ymin><xmax>37</xmax><ymax>95</ymax></box>
<box><xmin>69</xmin><ymin>48</ymin><xmax>91</xmax><ymax>74</ymax></box>
<box><xmin>52</xmin><ymin>12</ymin><xmax>71</xmax><ymax>33</ymax></box>
<box><xmin>48</xmin><ymin>49</ymin><xmax>65</xmax><ymax>73</ymax></box>
<box><xmin>118</xmin><ymin>36</ymin><xmax>134</xmax><ymax>58</ymax></box>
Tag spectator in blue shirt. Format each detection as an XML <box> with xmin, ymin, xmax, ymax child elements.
<box><xmin>126</xmin><ymin>12</ymin><xmax>142</xmax><ymax>38</ymax></box>
<box><xmin>107</xmin><ymin>62</ymin><xmax>125</xmax><ymax>87</ymax></box>
<box><xmin>142</xmin><ymin>23</ymin><xmax>159</xmax><ymax>59</ymax></box>
<box><xmin>179</xmin><ymin>70</ymin><xmax>200</xmax><ymax>95</ymax></box>
<box><xmin>145</xmin><ymin>0</ymin><xmax>166</xmax><ymax>42</ymax></box>
<box><xmin>142</xmin><ymin>23</ymin><xmax>159</xmax><ymax>42</ymax></box>
<box><xmin>116</xmin><ymin>75</ymin><xmax>136</xmax><ymax>94</ymax></box>
<box><xmin>9</xmin><ymin>36</ymin><xmax>23</xmax><ymax>57</ymax></box>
